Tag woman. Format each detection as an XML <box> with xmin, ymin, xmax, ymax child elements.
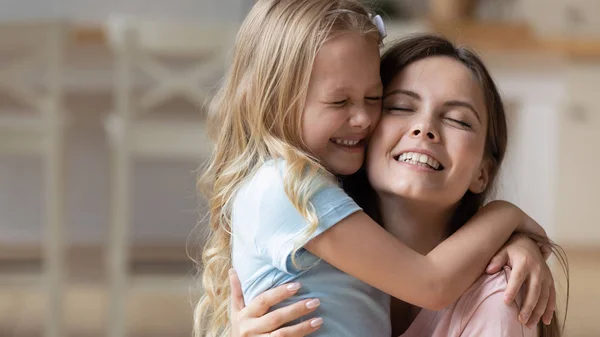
<box><xmin>227</xmin><ymin>35</ymin><xmax>567</xmax><ymax>337</ymax></box>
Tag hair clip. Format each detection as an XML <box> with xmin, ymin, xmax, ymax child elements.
<box><xmin>370</xmin><ymin>14</ymin><xmax>387</xmax><ymax>39</ymax></box>
<box><xmin>328</xmin><ymin>9</ymin><xmax>387</xmax><ymax>40</ymax></box>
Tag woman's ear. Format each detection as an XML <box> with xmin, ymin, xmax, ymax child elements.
<box><xmin>469</xmin><ymin>159</ymin><xmax>491</xmax><ymax>194</ymax></box>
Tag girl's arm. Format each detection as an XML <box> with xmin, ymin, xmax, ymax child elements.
<box><xmin>305</xmin><ymin>200</ymin><xmax>542</xmax><ymax>311</ymax></box>
<box><xmin>229</xmin><ymin>232</ymin><xmax>555</xmax><ymax>337</ymax></box>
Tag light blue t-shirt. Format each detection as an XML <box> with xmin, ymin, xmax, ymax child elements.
<box><xmin>232</xmin><ymin>160</ymin><xmax>390</xmax><ymax>336</ymax></box>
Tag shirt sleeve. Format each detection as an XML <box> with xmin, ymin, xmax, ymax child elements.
<box><xmin>459</xmin><ymin>292</ymin><xmax>537</xmax><ymax>336</ymax></box>
<box><xmin>251</xmin><ymin>163</ymin><xmax>361</xmax><ymax>273</ymax></box>
<box><xmin>458</xmin><ymin>271</ymin><xmax>538</xmax><ymax>337</ymax></box>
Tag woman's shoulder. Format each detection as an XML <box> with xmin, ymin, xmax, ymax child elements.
<box><xmin>464</xmin><ymin>268</ymin><xmax>511</xmax><ymax>299</ymax></box>
<box><xmin>455</xmin><ymin>268</ymin><xmax>513</xmax><ymax>318</ymax></box>
<box><xmin>452</xmin><ymin>268</ymin><xmax>537</xmax><ymax>336</ymax></box>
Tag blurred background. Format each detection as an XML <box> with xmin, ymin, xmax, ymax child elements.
<box><xmin>0</xmin><ymin>0</ymin><xmax>598</xmax><ymax>336</ymax></box>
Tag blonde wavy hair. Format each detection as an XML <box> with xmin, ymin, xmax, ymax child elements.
<box><xmin>193</xmin><ymin>0</ymin><xmax>383</xmax><ymax>336</ymax></box>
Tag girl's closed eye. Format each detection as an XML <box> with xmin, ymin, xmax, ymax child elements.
<box><xmin>365</xmin><ymin>96</ymin><xmax>382</xmax><ymax>103</ymax></box>
<box><xmin>331</xmin><ymin>99</ymin><xmax>349</xmax><ymax>107</ymax></box>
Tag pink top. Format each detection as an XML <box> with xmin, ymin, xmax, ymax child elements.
<box><xmin>400</xmin><ymin>269</ymin><xmax>538</xmax><ymax>337</ymax></box>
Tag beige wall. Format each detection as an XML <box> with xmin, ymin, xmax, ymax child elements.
<box><xmin>0</xmin><ymin>51</ymin><xmax>573</xmax><ymax>245</ymax></box>
<box><xmin>556</xmin><ymin>62</ymin><xmax>600</xmax><ymax>246</ymax></box>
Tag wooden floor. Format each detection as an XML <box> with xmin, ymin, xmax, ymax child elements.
<box><xmin>0</xmin><ymin>245</ymin><xmax>200</xmax><ymax>337</ymax></box>
<box><xmin>560</xmin><ymin>249</ymin><xmax>600</xmax><ymax>337</ymax></box>
<box><xmin>0</xmin><ymin>279</ymin><xmax>200</xmax><ymax>337</ymax></box>
<box><xmin>0</xmin><ymin>248</ymin><xmax>597</xmax><ymax>337</ymax></box>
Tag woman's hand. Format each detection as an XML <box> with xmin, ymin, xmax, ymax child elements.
<box><xmin>229</xmin><ymin>269</ymin><xmax>323</xmax><ymax>337</ymax></box>
<box><xmin>485</xmin><ymin>234</ymin><xmax>556</xmax><ymax>328</ymax></box>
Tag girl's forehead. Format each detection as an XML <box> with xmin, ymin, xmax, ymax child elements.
<box><xmin>309</xmin><ymin>32</ymin><xmax>381</xmax><ymax>91</ymax></box>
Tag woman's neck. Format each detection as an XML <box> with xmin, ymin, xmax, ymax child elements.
<box><xmin>377</xmin><ymin>193</ymin><xmax>455</xmax><ymax>255</ymax></box>
<box><xmin>378</xmin><ymin>192</ymin><xmax>458</xmax><ymax>336</ymax></box>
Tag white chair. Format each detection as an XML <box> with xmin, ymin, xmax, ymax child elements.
<box><xmin>103</xmin><ymin>16</ymin><xmax>236</xmax><ymax>337</ymax></box>
<box><xmin>0</xmin><ymin>20</ymin><xmax>67</xmax><ymax>337</ymax></box>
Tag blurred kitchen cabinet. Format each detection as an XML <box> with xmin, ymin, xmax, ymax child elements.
<box><xmin>51</xmin><ymin>0</ymin><xmax>249</xmax><ymax>23</ymax></box>
<box><xmin>555</xmin><ymin>62</ymin><xmax>600</xmax><ymax>245</ymax></box>
<box><xmin>523</xmin><ymin>0</ymin><xmax>600</xmax><ymax>39</ymax></box>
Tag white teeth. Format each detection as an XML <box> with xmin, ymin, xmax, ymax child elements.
<box><xmin>396</xmin><ymin>152</ymin><xmax>441</xmax><ymax>170</ymax></box>
<box><xmin>333</xmin><ymin>139</ymin><xmax>360</xmax><ymax>146</ymax></box>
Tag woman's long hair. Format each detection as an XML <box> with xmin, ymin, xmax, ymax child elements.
<box><xmin>344</xmin><ymin>34</ymin><xmax>568</xmax><ymax>336</ymax></box>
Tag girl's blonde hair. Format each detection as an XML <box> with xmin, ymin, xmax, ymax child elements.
<box><xmin>193</xmin><ymin>1</ymin><xmax>383</xmax><ymax>336</ymax></box>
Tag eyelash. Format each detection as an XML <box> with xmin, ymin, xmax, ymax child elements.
<box><xmin>332</xmin><ymin>97</ymin><xmax>382</xmax><ymax>106</ymax></box>
<box><xmin>387</xmin><ymin>107</ymin><xmax>413</xmax><ymax>113</ymax></box>
<box><xmin>387</xmin><ymin>107</ymin><xmax>473</xmax><ymax>128</ymax></box>
<box><xmin>446</xmin><ymin>118</ymin><xmax>472</xmax><ymax>129</ymax></box>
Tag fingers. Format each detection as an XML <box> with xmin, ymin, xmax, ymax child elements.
<box><xmin>542</xmin><ymin>279</ymin><xmax>557</xmax><ymax>325</ymax></box>
<box><xmin>250</xmin><ymin>298</ymin><xmax>321</xmax><ymax>334</ymax></box>
<box><xmin>244</xmin><ymin>282</ymin><xmax>302</xmax><ymax>318</ymax></box>
<box><xmin>266</xmin><ymin>317</ymin><xmax>323</xmax><ymax>337</ymax></box>
<box><xmin>526</xmin><ymin>279</ymin><xmax>549</xmax><ymax>327</ymax></box>
<box><xmin>504</xmin><ymin>262</ymin><xmax>527</xmax><ymax>304</ymax></box>
<box><xmin>540</xmin><ymin>243</ymin><xmax>552</xmax><ymax>261</ymax></box>
<box><xmin>233</xmin><ymin>281</ymin><xmax>321</xmax><ymax>337</ymax></box>
<box><xmin>486</xmin><ymin>249</ymin><xmax>507</xmax><ymax>274</ymax></box>
<box><xmin>230</xmin><ymin>269</ymin><xmax>246</xmax><ymax>313</ymax></box>
<box><xmin>518</xmin><ymin>275</ymin><xmax>542</xmax><ymax>325</ymax></box>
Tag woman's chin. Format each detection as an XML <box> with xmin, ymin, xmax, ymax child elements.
<box><xmin>378</xmin><ymin>185</ymin><xmax>449</xmax><ymax>204</ymax></box>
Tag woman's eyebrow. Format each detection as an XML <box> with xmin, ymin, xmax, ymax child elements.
<box><xmin>383</xmin><ymin>89</ymin><xmax>420</xmax><ymax>100</ymax></box>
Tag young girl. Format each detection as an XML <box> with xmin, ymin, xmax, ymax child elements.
<box><xmin>227</xmin><ymin>34</ymin><xmax>568</xmax><ymax>337</ymax></box>
<box><xmin>195</xmin><ymin>1</ymin><xmax>555</xmax><ymax>336</ymax></box>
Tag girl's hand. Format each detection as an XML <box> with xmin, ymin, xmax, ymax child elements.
<box><xmin>515</xmin><ymin>207</ymin><xmax>548</xmax><ymax>239</ymax></box>
<box><xmin>229</xmin><ymin>269</ymin><xmax>323</xmax><ymax>337</ymax></box>
<box><xmin>485</xmin><ymin>234</ymin><xmax>556</xmax><ymax>328</ymax></box>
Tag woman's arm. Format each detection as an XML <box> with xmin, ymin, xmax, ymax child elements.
<box><xmin>305</xmin><ymin>200</ymin><xmax>542</xmax><ymax>311</ymax></box>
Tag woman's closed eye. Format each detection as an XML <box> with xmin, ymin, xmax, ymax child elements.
<box><xmin>445</xmin><ymin>117</ymin><xmax>473</xmax><ymax>129</ymax></box>
<box><xmin>386</xmin><ymin>106</ymin><xmax>415</xmax><ymax>114</ymax></box>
